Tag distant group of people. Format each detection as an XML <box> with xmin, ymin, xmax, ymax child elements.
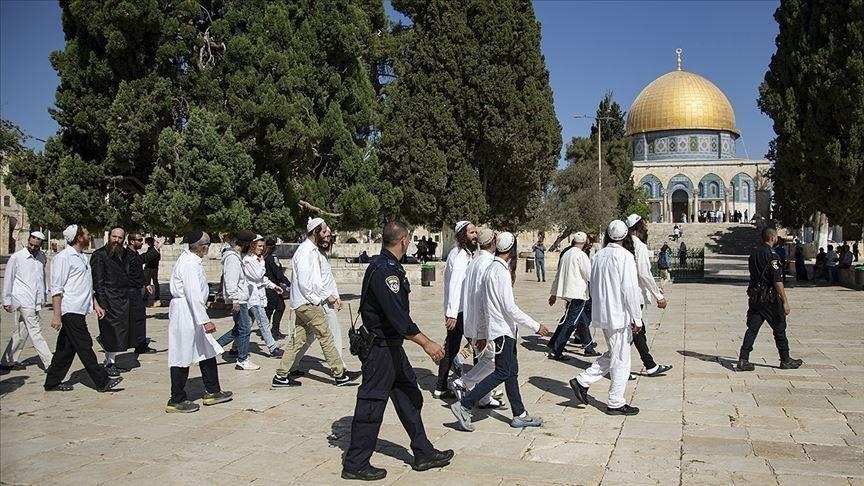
<box><xmin>811</xmin><ymin>242</ymin><xmax>858</xmax><ymax>283</ymax></box>
<box><xmin>413</xmin><ymin>235</ymin><xmax>438</xmax><ymax>263</ymax></box>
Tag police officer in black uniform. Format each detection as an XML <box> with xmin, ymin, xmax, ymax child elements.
<box><xmin>737</xmin><ymin>227</ymin><xmax>803</xmax><ymax>371</ymax></box>
<box><xmin>342</xmin><ymin>221</ymin><xmax>454</xmax><ymax>481</ymax></box>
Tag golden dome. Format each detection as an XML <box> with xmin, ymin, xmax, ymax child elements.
<box><xmin>626</xmin><ymin>70</ymin><xmax>739</xmax><ymax>137</ymax></box>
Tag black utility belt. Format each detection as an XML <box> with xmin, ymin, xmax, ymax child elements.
<box><xmin>374</xmin><ymin>338</ymin><xmax>405</xmax><ymax>347</ymax></box>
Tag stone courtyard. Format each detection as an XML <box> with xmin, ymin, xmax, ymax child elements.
<box><xmin>1</xmin><ymin>261</ymin><xmax>862</xmax><ymax>485</ymax></box>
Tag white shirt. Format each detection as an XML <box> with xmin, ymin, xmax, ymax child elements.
<box><xmin>290</xmin><ymin>239</ymin><xmax>328</xmax><ymax>309</ymax></box>
<box><xmin>480</xmin><ymin>257</ymin><xmax>540</xmax><ymax>341</ymax></box>
<box><xmin>243</xmin><ymin>254</ymin><xmax>276</xmax><ymax>307</ymax></box>
<box><xmin>550</xmin><ymin>246</ymin><xmax>590</xmax><ymax>302</ymax></box>
<box><xmin>168</xmin><ymin>249</ymin><xmax>222</xmax><ymax>367</ymax></box>
<box><xmin>633</xmin><ymin>236</ymin><xmax>665</xmax><ymax>304</ymax></box>
<box><xmin>3</xmin><ymin>248</ymin><xmax>47</xmax><ymax>310</ymax></box>
<box><xmin>461</xmin><ymin>250</ymin><xmax>494</xmax><ymax>339</ymax></box>
<box><xmin>589</xmin><ymin>243</ymin><xmax>642</xmax><ymax>330</ymax></box>
<box><xmin>50</xmin><ymin>246</ymin><xmax>93</xmax><ymax>316</ymax></box>
<box><xmin>319</xmin><ymin>251</ymin><xmax>339</xmax><ymax>299</ymax></box>
<box><xmin>444</xmin><ymin>246</ymin><xmax>471</xmax><ymax>318</ymax></box>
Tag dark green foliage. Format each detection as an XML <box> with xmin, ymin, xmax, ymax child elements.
<box><xmin>380</xmin><ymin>0</ymin><xmax>561</xmax><ymax>229</ymax></box>
<box><xmin>758</xmin><ymin>0</ymin><xmax>864</xmax><ymax>226</ymax></box>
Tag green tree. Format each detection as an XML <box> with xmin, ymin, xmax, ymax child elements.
<box><xmin>7</xmin><ymin>0</ymin><xmax>390</xmax><ymax>235</ymax></box>
<box><xmin>133</xmin><ymin>108</ymin><xmax>292</xmax><ymax>236</ymax></box>
<box><xmin>379</xmin><ymin>0</ymin><xmax>561</xmax><ymax>229</ymax></box>
<box><xmin>758</xmin><ymin>0</ymin><xmax>864</xmax><ymax>227</ymax></box>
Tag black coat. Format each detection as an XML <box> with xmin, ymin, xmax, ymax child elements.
<box><xmin>92</xmin><ymin>246</ymin><xmax>132</xmax><ymax>351</ymax></box>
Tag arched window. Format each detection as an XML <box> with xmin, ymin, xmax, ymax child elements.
<box><xmin>741</xmin><ymin>181</ymin><xmax>750</xmax><ymax>201</ymax></box>
<box><xmin>642</xmin><ymin>183</ymin><xmax>652</xmax><ymax>198</ymax></box>
<box><xmin>2</xmin><ymin>196</ymin><xmax>9</xmax><ymax>207</ymax></box>
<box><xmin>709</xmin><ymin>181</ymin><xmax>719</xmax><ymax>198</ymax></box>
<box><xmin>698</xmin><ymin>182</ymin><xmax>705</xmax><ymax>198</ymax></box>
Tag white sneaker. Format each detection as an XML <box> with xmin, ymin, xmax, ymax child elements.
<box><xmin>235</xmin><ymin>359</ymin><xmax>260</xmax><ymax>371</ymax></box>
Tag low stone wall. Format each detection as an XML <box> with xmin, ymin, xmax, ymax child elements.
<box><xmin>838</xmin><ymin>267</ymin><xmax>864</xmax><ymax>291</ymax></box>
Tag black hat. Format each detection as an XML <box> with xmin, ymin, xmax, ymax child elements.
<box><xmin>184</xmin><ymin>231</ymin><xmax>205</xmax><ymax>244</ymax></box>
<box><xmin>235</xmin><ymin>229</ymin><xmax>256</xmax><ymax>243</ymax></box>
<box><xmin>265</xmin><ymin>237</ymin><xmax>277</xmax><ymax>246</ymax></box>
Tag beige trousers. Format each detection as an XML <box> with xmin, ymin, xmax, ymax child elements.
<box><xmin>2</xmin><ymin>307</ymin><xmax>53</xmax><ymax>368</ymax></box>
<box><xmin>277</xmin><ymin>304</ymin><xmax>343</xmax><ymax>378</ymax></box>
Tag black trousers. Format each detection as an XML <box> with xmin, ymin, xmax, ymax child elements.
<box><xmin>129</xmin><ymin>288</ymin><xmax>148</xmax><ymax>348</ymax></box>
<box><xmin>435</xmin><ymin>313</ymin><xmax>465</xmax><ymax>391</ymax></box>
<box><xmin>632</xmin><ymin>320</ymin><xmax>657</xmax><ymax>370</ymax></box>
<box><xmin>144</xmin><ymin>268</ymin><xmax>160</xmax><ymax>301</ymax></box>
<box><xmin>265</xmin><ymin>288</ymin><xmax>286</xmax><ymax>332</ymax></box>
<box><xmin>461</xmin><ymin>335</ymin><xmax>525</xmax><ymax>417</ymax></box>
<box><xmin>740</xmin><ymin>302</ymin><xmax>790</xmax><ymax>361</ymax></box>
<box><xmin>170</xmin><ymin>357</ymin><xmax>220</xmax><ymax>403</ymax></box>
<box><xmin>344</xmin><ymin>346</ymin><xmax>435</xmax><ymax>472</ymax></box>
<box><xmin>45</xmin><ymin>313</ymin><xmax>110</xmax><ymax>390</ymax></box>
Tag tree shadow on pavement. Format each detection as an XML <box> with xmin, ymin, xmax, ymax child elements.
<box><xmin>0</xmin><ymin>375</ymin><xmax>29</xmax><ymax>395</ymax></box>
<box><xmin>328</xmin><ymin>415</ymin><xmax>414</xmax><ymax>466</ymax></box>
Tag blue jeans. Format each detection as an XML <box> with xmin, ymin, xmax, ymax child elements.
<box><xmin>548</xmin><ymin>299</ymin><xmax>592</xmax><ymax>356</ymax></box>
<box><xmin>461</xmin><ymin>336</ymin><xmax>525</xmax><ymax>417</ymax></box>
<box><xmin>249</xmin><ymin>304</ymin><xmax>278</xmax><ymax>351</ymax></box>
<box><xmin>535</xmin><ymin>259</ymin><xmax>545</xmax><ymax>281</ymax></box>
<box><xmin>217</xmin><ymin>303</ymin><xmax>251</xmax><ymax>362</ymax></box>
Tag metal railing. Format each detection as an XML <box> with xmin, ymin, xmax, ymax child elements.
<box><xmin>651</xmin><ymin>248</ymin><xmax>705</xmax><ymax>282</ymax></box>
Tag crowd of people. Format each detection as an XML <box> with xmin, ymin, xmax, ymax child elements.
<box><xmin>2</xmin><ymin>213</ymin><xmax>813</xmax><ymax>481</ymax></box>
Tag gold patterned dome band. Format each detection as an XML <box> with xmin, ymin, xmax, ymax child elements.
<box><xmin>626</xmin><ymin>69</ymin><xmax>739</xmax><ymax>137</ymax></box>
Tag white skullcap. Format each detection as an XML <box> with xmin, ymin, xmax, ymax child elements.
<box><xmin>607</xmin><ymin>220</ymin><xmax>628</xmax><ymax>241</ymax></box>
<box><xmin>252</xmin><ymin>234</ymin><xmax>264</xmax><ymax>242</ymax></box>
<box><xmin>496</xmin><ymin>232</ymin><xmax>516</xmax><ymax>253</ymax></box>
<box><xmin>307</xmin><ymin>217</ymin><xmax>325</xmax><ymax>233</ymax></box>
<box><xmin>573</xmin><ymin>231</ymin><xmax>587</xmax><ymax>244</ymax></box>
<box><xmin>62</xmin><ymin>224</ymin><xmax>78</xmax><ymax>243</ymax></box>
<box><xmin>454</xmin><ymin>220</ymin><xmax>470</xmax><ymax>233</ymax></box>
<box><xmin>477</xmin><ymin>227</ymin><xmax>495</xmax><ymax>246</ymax></box>
<box><xmin>626</xmin><ymin>214</ymin><xmax>643</xmax><ymax>229</ymax></box>
<box><xmin>30</xmin><ymin>230</ymin><xmax>46</xmax><ymax>241</ymax></box>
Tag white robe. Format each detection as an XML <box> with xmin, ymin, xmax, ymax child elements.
<box><xmin>168</xmin><ymin>250</ymin><xmax>223</xmax><ymax>367</ymax></box>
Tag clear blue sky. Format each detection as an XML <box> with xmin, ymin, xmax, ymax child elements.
<box><xmin>1</xmin><ymin>0</ymin><xmax>779</xmax><ymax>161</ymax></box>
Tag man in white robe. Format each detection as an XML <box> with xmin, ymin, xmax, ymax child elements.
<box><xmin>569</xmin><ymin>220</ymin><xmax>643</xmax><ymax>416</ymax></box>
<box><xmin>450</xmin><ymin>227</ymin><xmax>502</xmax><ymax>408</ymax></box>
<box><xmin>167</xmin><ymin>231</ymin><xmax>232</xmax><ymax>413</ymax></box>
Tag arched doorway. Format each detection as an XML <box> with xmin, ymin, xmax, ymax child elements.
<box><xmin>672</xmin><ymin>189</ymin><xmax>689</xmax><ymax>223</ymax></box>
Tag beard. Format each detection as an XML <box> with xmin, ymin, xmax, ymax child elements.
<box><xmin>107</xmin><ymin>242</ymin><xmax>124</xmax><ymax>259</ymax></box>
<box><xmin>316</xmin><ymin>235</ymin><xmax>331</xmax><ymax>253</ymax></box>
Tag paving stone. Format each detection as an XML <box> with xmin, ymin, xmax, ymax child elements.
<box><xmin>1</xmin><ymin>264</ymin><xmax>862</xmax><ymax>485</ymax></box>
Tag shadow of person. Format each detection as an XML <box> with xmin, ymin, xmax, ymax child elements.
<box><xmin>67</xmin><ymin>369</ymin><xmax>125</xmax><ymax>392</ymax></box>
<box><xmin>183</xmin><ymin>376</ymin><xmax>207</xmax><ymax>401</ymax></box>
<box><xmin>519</xmin><ymin>335</ymin><xmax>549</xmax><ymax>353</ymax></box>
<box><xmin>116</xmin><ymin>351</ymin><xmax>141</xmax><ymax>370</ymax></box>
<box><xmin>528</xmin><ymin>375</ymin><xmax>605</xmax><ymax>411</ymax></box>
<box><xmin>677</xmin><ymin>350</ymin><xmax>739</xmax><ymax>371</ymax></box>
<box><xmin>0</xmin><ymin>375</ymin><xmax>29</xmax><ymax>395</ymax></box>
<box><xmin>413</xmin><ymin>367</ymin><xmax>438</xmax><ymax>393</ymax></box>
<box><xmin>328</xmin><ymin>415</ymin><xmax>414</xmax><ymax>466</ymax></box>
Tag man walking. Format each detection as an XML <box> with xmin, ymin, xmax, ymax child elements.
<box><xmin>342</xmin><ymin>220</ymin><xmax>452</xmax><ymax>481</ymax></box>
<box><xmin>216</xmin><ymin>230</ymin><xmax>257</xmax><ymax>370</ymax></box>
<box><xmin>450</xmin><ymin>232</ymin><xmax>550</xmax><ymax>432</ymax></box>
<box><xmin>568</xmin><ymin>220</ymin><xmax>642</xmax><ymax>416</ymax></box>
<box><xmin>91</xmin><ymin>226</ymin><xmax>134</xmax><ymax>376</ymax></box>
<box><xmin>264</xmin><ymin>238</ymin><xmax>290</xmax><ymax>339</ymax></box>
<box><xmin>434</xmin><ymin>220</ymin><xmax>476</xmax><ymax>399</ymax></box>
<box><xmin>1</xmin><ymin>231</ymin><xmax>53</xmax><ymax>371</ymax></box>
<box><xmin>272</xmin><ymin>218</ymin><xmax>357</xmax><ymax>387</ymax></box>
<box><xmin>547</xmin><ymin>231</ymin><xmax>597</xmax><ymax>360</ymax></box>
<box><xmin>142</xmin><ymin>236</ymin><xmax>161</xmax><ymax>305</ymax></box>
<box><xmin>450</xmin><ymin>227</ymin><xmax>504</xmax><ymax>408</ymax></box>
<box><xmin>44</xmin><ymin>225</ymin><xmax>122</xmax><ymax>392</ymax></box>
<box><xmin>166</xmin><ymin>231</ymin><xmax>233</xmax><ymax>413</ymax></box>
<box><xmin>289</xmin><ymin>223</ymin><xmax>347</xmax><ymax>370</ymax></box>
<box><xmin>626</xmin><ymin>214</ymin><xmax>673</xmax><ymax>377</ymax></box>
<box><xmin>737</xmin><ymin>227</ymin><xmax>803</xmax><ymax>371</ymax></box>
<box><xmin>127</xmin><ymin>232</ymin><xmax>156</xmax><ymax>354</ymax></box>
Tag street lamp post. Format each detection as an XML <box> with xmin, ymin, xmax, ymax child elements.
<box><xmin>574</xmin><ymin>114</ymin><xmax>615</xmax><ymax>190</ymax></box>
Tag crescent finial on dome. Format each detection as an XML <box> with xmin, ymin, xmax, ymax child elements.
<box><xmin>676</xmin><ymin>48</ymin><xmax>683</xmax><ymax>71</ymax></box>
